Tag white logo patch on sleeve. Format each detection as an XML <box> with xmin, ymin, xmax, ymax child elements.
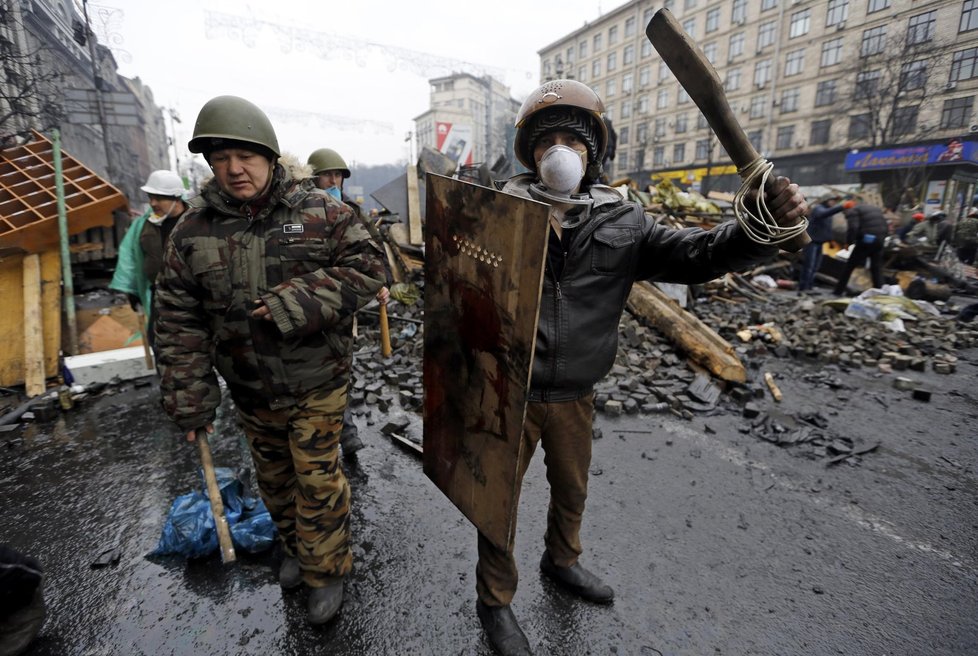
<box><xmin>283</xmin><ymin>224</ymin><xmax>304</xmax><ymax>234</ymax></box>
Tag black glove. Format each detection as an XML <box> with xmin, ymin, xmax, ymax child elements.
<box><xmin>127</xmin><ymin>294</ymin><xmax>141</xmax><ymax>313</ymax></box>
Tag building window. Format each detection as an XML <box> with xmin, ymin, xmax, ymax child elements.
<box><xmin>683</xmin><ymin>18</ymin><xmax>696</xmax><ymax>38</ymax></box>
<box><xmin>732</xmin><ymin>0</ymin><xmax>747</xmax><ymax>24</ymax></box>
<box><xmin>848</xmin><ymin>113</ymin><xmax>872</xmax><ymax>139</ymax></box>
<box><xmin>678</xmin><ymin>88</ymin><xmax>691</xmax><ymax>104</ymax></box>
<box><xmin>644</xmin><ymin>7</ymin><xmax>654</xmax><ymax>24</ymax></box>
<box><xmin>609</xmin><ymin>25</ymin><xmax>619</xmax><ymax>45</ymax></box>
<box><xmin>593</xmin><ymin>60</ymin><xmax>601</xmax><ymax>77</ymax></box>
<box><xmin>780</xmin><ymin>88</ymin><xmax>800</xmax><ymax>113</ymax></box>
<box><xmin>776</xmin><ymin>125</ymin><xmax>795</xmax><ymax>149</ymax></box>
<box><xmin>635</xmin><ymin>150</ymin><xmax>645</xmax><ymax>171</ymax></box>
<box><xmin>638</xmin><ymin>96</ymin><xmax>649</xmax><ymax>114</ymax></box>
<box><xmin>639</xmin><ymin>66</ymin><xmax>651</xmax><ymax>88</ymax></box>
<box><xmin>951</xmin><ymin>48</ymin><xmax>978</xmax><ymax>82</ymax></box>
<box><xmin>855</xmin><ymin>70</ymin><xmax>881</xmax><ymax>99</ymax></box>
<box><xmin>821</xmin><ymin>37</ymin><xmax>843</xmax><ymax>67</ymax></box>
<box><xmin>578</xmin><ymin>66</ymin><xmax>587</xmax><ymax>82</ymax></box>
<box><xmin>566</xmin><ymin>47</ymin><xmax>575</xmax><ymax>64</ymax></box>
<box><xmin>761</xmin><ymin>0</ymin><xmax>777</xmax><ymax>10</ymax></box>
<box><xmin>641</xmin><ymin>40</ymin><xmax>653</xmax><ymax>58</ymax></box>
<box><xmin>675</xmin><ymin>113</ymin><xmax>688</xmax><ymax>133</ymax></box>
<box><xmin>941</xmin><ymin>96</ymin><xmax>974</xmax><ymax>128</ymax></box>
<box><xmin>861</xmin><ymin>26</ymin><xmax>886</xmax><ymax>57</ymax></box>
<box><xmin>684</xmin><ymin>0</ymin><xmax>697</xmax><ymax>8</ymax></box>
<box><xmin>758</xmin><ymin>21</ymin><xmax>777</xmax><ymax>50</ymax></box>
<box><xmin>657</xmin><ymin>88</ymin><xmax>670</xmax><ymax>109</ymax></box>
<box><xmin>658</xmin><ymin>60</ymin><xmax>670</xmax><ymax>82</ymax></box>
<box><xmin>893</xmin><ymin>106</ymin><xmax>918</xmax><ymax>135</ymax></box>
<box><xmin>619</xmin><ymin>126</ymin><xmax>629</xmax><ymax>145</ymax></box>
<box><xmin>725</xmin><ymin>67</ymin><xmax>742</xmax><ymax>91</ymax></box>
<box><xmin>704</xmin><ymin>42</ymin><xmax>718</xmax><ymax>64</ymax></box>
<box><xmin>607</xmin><ymin>52</ymin><xmax>617</xmax><ymax>72</ymax></box>
<box><xmin>750</xmin><ymin>95</ymin><xmax>767</xmax><ymax>118</ymax></box>
<box><xmin>621</xmin><ymin>99</ymin><xmax>632</xmax><ymax>119</ymax></box>
<box><xmin>907</xmin><ymin>11</ymin><xmax>936</xmax><ymax>45</ymax></box>
<box><xmin>673</xmin><ymin>143</ymin><xmax>685</xmax><ymax>163</ymax></box>
<box><xmin>606</xmin><ymin>78</ymin><xmax>617</xmax><ymax>97</ymax></box>
<box><xmin>579</xmin><ymin>41</ymin><xmax>588</xmax><ymax>58</ymax></box>
<box><xmin>653</xmin><ymin>146</ymin><xmax>665</xmax><ymax>167</ymax></box>
<box><xmin>654</xmin><ymin>117</ymin><xmax>667</xmax><ymax>137</ymax></box>
<box><xmin>623</xmin><ymin>44</ymin><xmax>635</xmax><ymax>66</ymax></box>
<box><xmin>900</xmin><ymin>60</ymin><xmax>927</xmax><ymax>90</ymax></box>
<box><xmin>706</xmin><ymin>7</ymin><xmax>720</xmax><ymax>33</ymax></box>
<box><xmin>637</xmin><ymin>123</ymin><xmax>649</xmax><ymax>144</ymax></box>
<box><xmin>810</xmin><ymin>119</ymin><xmax>831</xmax><ymax>145</ymax></box>
<box><xmin>594</xmin><ymin>33</ymin><xmax>603</xmax><ymax>52</ymax></box>
<box><xmin>623</xmin><ymin>72</ymin><xmax>634</xmax><ymax>93</ymax></box>
<box><xmin>963</xmin><ymin>0</ymin><xmax>978</xmax><ymax>32</ymax></box>
<box><xmin>815</xmin><ymin>80</ymin><xmax>837</xmax><ymax>106</ymax></box>
<box><xmin>729</xmin><ymin>32</ymin><xmax>745</xmax><ymax>59</ymax></box>
<box><xmin>697</xmin><ymin>113</ymin><xmax>709</xmax><ymax>129</ymax></box>
<box><xmin>826</xmin><ymin>0</ymin><xmax>848</xmax><ymax>27</ymax></box>
<box><xmin>748</xmin><ymin>130</ymin><xmax>763</xmax><ymax>152</ymax></box>
<box><xmin>789</xmin><ymin>9</ymin><xmax>811</xmax><ymax>38</ymax></box>
<box><xmin>868</xmin><ymin>0</ymin><xmax>890</xmax><ymax>13</ymax></box>
<box><xmin>754</xmin><ymin>59</ymin><xmax>772</xmax><ymax>87</ymax></box>
<box><xmin>695</xmin><ymin>139</ymin><xmax>711</xmax><ymax>160</ymax></box>
<box><xmin>785</xmin><ymin>49</ymin><xmax>805</xmax><ymax>76</ymax></box>
<box><xmin>625</xmin><ymin>16</ymin><xmax>636</xmax><ymax>37</ymax></box>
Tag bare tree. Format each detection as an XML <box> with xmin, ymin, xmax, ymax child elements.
<box><xmin>0</xmin><ymin>2</ymin><xmax>64</xmax><ymax>147</ymax></box>
<box><xmin>837</xmin><ymin>28</ymin><xmax>955</xmax><ymax>149</ymax></box>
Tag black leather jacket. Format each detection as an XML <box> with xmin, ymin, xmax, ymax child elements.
<box><xmin>502</xmin><ymin>175</ymin><xmax>777</xmax><ymax>401</ymax></box>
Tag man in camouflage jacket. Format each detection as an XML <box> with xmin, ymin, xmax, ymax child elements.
<box><xmin>154</xmin><ymin>95</ymin><xmax>385</xmax><ymax>625</ymax></box>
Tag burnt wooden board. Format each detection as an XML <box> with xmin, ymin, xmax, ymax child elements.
<box><xmin>423</xmin><ymin>175</ymin><xmax>549</xmax><ymax>552</ymax></box>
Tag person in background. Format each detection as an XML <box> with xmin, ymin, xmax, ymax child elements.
<box><xmin>832</xmin><ymin>198</ymin><xmax>888</xmax><ymax>295</ymax></box>
<box><xmin>470</xmin><ymin>79</ymin><xmax>808</xmax><ymax>656</ymax></box>
<box><xmin>306</xmin><ymin>147</ymin><xmax>391</xmax><ymax>458</ymax></box>
<box><xmin>798</xmin><ymin>193</ymin><xmax>844</xmax><ymax>292</ymax></box>
<box><xmin>155</xmin><ymin>96</ymin><xmax>385</xmax><ymax>625</ymax></box>
<box><xmin>109</xmin><ymin>170</ymin><xmax>189</xmax><ymax>346</ymax></box>
<box><xmin>953</xmin><ymin>207</ymin><xmax>978</xmax><ymax>265</ymax></box>
<box><xmin>898</xmin><ymin>211</ymin><xmax>926</xmax><ymax>242</ymax></box>
<box><xmin>906</xmin><ymin>209</ymin><xmax>953</xmax><ymax>252</ymax></box>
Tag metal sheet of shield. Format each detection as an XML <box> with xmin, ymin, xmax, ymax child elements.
<box><xmin>423</xmin><ymin>174</ymin><xmax>550</xmax><ymax>552</ymax></box>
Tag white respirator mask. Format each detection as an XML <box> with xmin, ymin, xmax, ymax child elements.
<box><xmin>537</xmin><ymin>145</ymin><xmax>586</xmax><ymax>195</ymax></box>
<box><xmin>148</xmin><ymin>199</ymin><xmax>177</xmax><ymax>225</ymax></box>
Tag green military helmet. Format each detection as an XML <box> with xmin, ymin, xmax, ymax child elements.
<box><xmin>307</xmin><ymin>148</ymin><xmax>351</xmax><ymax>178</ymax></box>
<box><xmin>188</xmin><ymin>95</ymin><xmax>280</xmax><ymax>157</ymax></box>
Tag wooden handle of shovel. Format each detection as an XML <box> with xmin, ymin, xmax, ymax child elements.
<box><xmin>196</xmin><ymin>429</ymin><xmax>236</xmax><ymax>564</ymax></box>
<box><xmin>137</xmin><ymin>311</ymin><xmax>154</xmax><ymax>370</ymax></box>
<box><xmin>379</xmin><ymin>303</ymin><xmax>392</xmax><ymax>358</ymax></box>
<box><xmin>646</xmin><ymin>9</ymin><xmax>809</xmax><ymax>252</ymax></box>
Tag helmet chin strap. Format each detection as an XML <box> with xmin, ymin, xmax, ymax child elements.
<box><xmin>528</xmin><ymin>183</ymin><xmax>593</xmax><ymax>228</ymax></box>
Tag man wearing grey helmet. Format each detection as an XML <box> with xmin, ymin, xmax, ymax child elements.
<box><xmin>472</xmin><ymin>79</ymin><xmax>809</xmax><ymax>655</ymax></box>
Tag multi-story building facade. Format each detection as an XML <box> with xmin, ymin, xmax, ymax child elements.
<box><xmin>1</xmin><ymin>0</ymin><xmax>168</xmax><ymax>206</ymax></box>
<box><xmin>538</xmin><ymin>0</ymin><xmax>978</xmax><ymax>211</ymax></box>
<box><xmin>414</xmin><ymin>72</ymin><xmax>521</xmax><ymax>172</ymax></box>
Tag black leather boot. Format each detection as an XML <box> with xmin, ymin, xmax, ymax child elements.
<box><xmin>278</xmin><ymin>555</ymin><xmax>301</xmax><ymax>590</ymax></box>
<box><xmin>540</xmin><ymin>551</ymin><xmax>614</xmax><ymax>604</ymax></box>
<box><xmin>476</xmin><ymin>599</ymin><xmax>533</xmax><ymax>656</ymax></box>
<box><xmin>307</xmin><ymin>582</ymin><xmax>343</xmax><ymax>625</ymax></box>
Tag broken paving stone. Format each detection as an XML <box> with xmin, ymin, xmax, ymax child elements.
<box><xmin>743</xmin><ymin>402</ymin><xmax>761</xmax><ymax>419</ymax></box>
<box><xmin>893</xmin><ymin>377</ymin><xmax>916</xmax><ymax>391</ymax></box>
<box><xmin>687</xmin><ymin>374</ymin><xmax>721</xmax><ymax>406</ymax></box>
<box><xmin>380</xmin><ymin>417</ymin><xmax>411</xmax><ymax>436</ymax></box>
<box><xmin>911</xmin><ymin>389</ymin><xmax>932</xmax><ymax>402</ymax></box>
<box><xmin>604</xmin><ymin>400</ymin><xmax>623</xmax><ymax>417</ymax></box>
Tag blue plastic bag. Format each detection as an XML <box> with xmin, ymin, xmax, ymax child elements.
<box><xmin>149</xmin><ymin>467</ymin><xmax>276</xmax><ymax>558</ymax></box>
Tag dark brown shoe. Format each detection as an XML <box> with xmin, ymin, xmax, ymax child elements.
<box><xmin>539</xmin><ymin>551</ymin><xmax>614</xmax><ymax>604</ymax></box>
<box><xmin>476</xmin><ymin>599</ymin><xmax>533</xmax><ymax>656</ymax></box>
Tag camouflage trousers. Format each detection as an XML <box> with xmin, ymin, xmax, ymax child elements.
<box><xmin>237</xmin><ymin>385</ymin><xmax>352</xmax><ymax>586</ymax></box>
<box><xmin>476</xmin><ymin>394</ymin><xmax>594</xmax><ymax>606</ymax></box>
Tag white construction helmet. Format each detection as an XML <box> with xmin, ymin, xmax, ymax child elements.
<box><xmin>140</xmin><ymin>170</ymin><xmax>186</xmax><ymax>198</ymax></box>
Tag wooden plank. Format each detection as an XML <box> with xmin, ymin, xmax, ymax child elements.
<box><xmin>406</xmin><ymin>164</ymin><xmax>423</xmax><ymax>246</ymax></box>
<box><xmin>423</xmin><ymin>175</ymin><xmax>549</xmax><ymax>552</ymax></box>
<box><xmin>22</xmin><ymin>254</ymin><xmax>46</xmax><ymax>396</ymax></box>
<box><xmin>627</xmin><ymin>281</ymin><xmax>746</xmax><ymax>383</ymax></box>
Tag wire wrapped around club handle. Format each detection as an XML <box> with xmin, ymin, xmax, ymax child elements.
<box><xmin>647</xmin><ymin>9</ymin><xmax>809</xmax><ymax>252</ymax></box>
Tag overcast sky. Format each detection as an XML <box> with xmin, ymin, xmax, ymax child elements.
<box><xmin>94</xmin><ymin>0</ymin><xmax>618</xmax><ymax>169</ymax></box>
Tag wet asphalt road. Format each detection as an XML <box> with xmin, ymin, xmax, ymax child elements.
<box><xmin>1</xmin><ymin>344</ymin><xmax>977</xmax><ymax>656</ymax></box>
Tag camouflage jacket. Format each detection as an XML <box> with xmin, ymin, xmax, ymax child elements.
<box><xmin>954</xmin><ymin>216</ymin><xmax>978</xmax><ymax>247</ymax></box>
<box><xmin>155</xmin><ymin>164</ymin><xmax>386</xmax><ymax>431</ymax></box>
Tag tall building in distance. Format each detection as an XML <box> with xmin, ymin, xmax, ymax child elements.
<box><xmin>538</xmin><ymin>0</ymin><xmax>978</xmax><ymax>210</ymax></box>
<box><xmin>414</xmin><ymin>72</ymin><xmax>521</xmax><ymax>173</ymax></box>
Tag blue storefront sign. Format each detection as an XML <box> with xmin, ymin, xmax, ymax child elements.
<box><xmin>844</xmin><ymin>139</ymin><xmax>977</xmax><ymax>171</ymax></box>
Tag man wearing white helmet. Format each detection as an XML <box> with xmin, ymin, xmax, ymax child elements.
<box><xmin>109</xmin><ymin>169</ymin><xmax>188</xmax><ymax>345</ymax></box>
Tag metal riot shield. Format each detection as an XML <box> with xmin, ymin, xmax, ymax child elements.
<box><xmin>423</xmin><ymin>174</ymin><xmax>549</xmax><ymax>552</ymax></box>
